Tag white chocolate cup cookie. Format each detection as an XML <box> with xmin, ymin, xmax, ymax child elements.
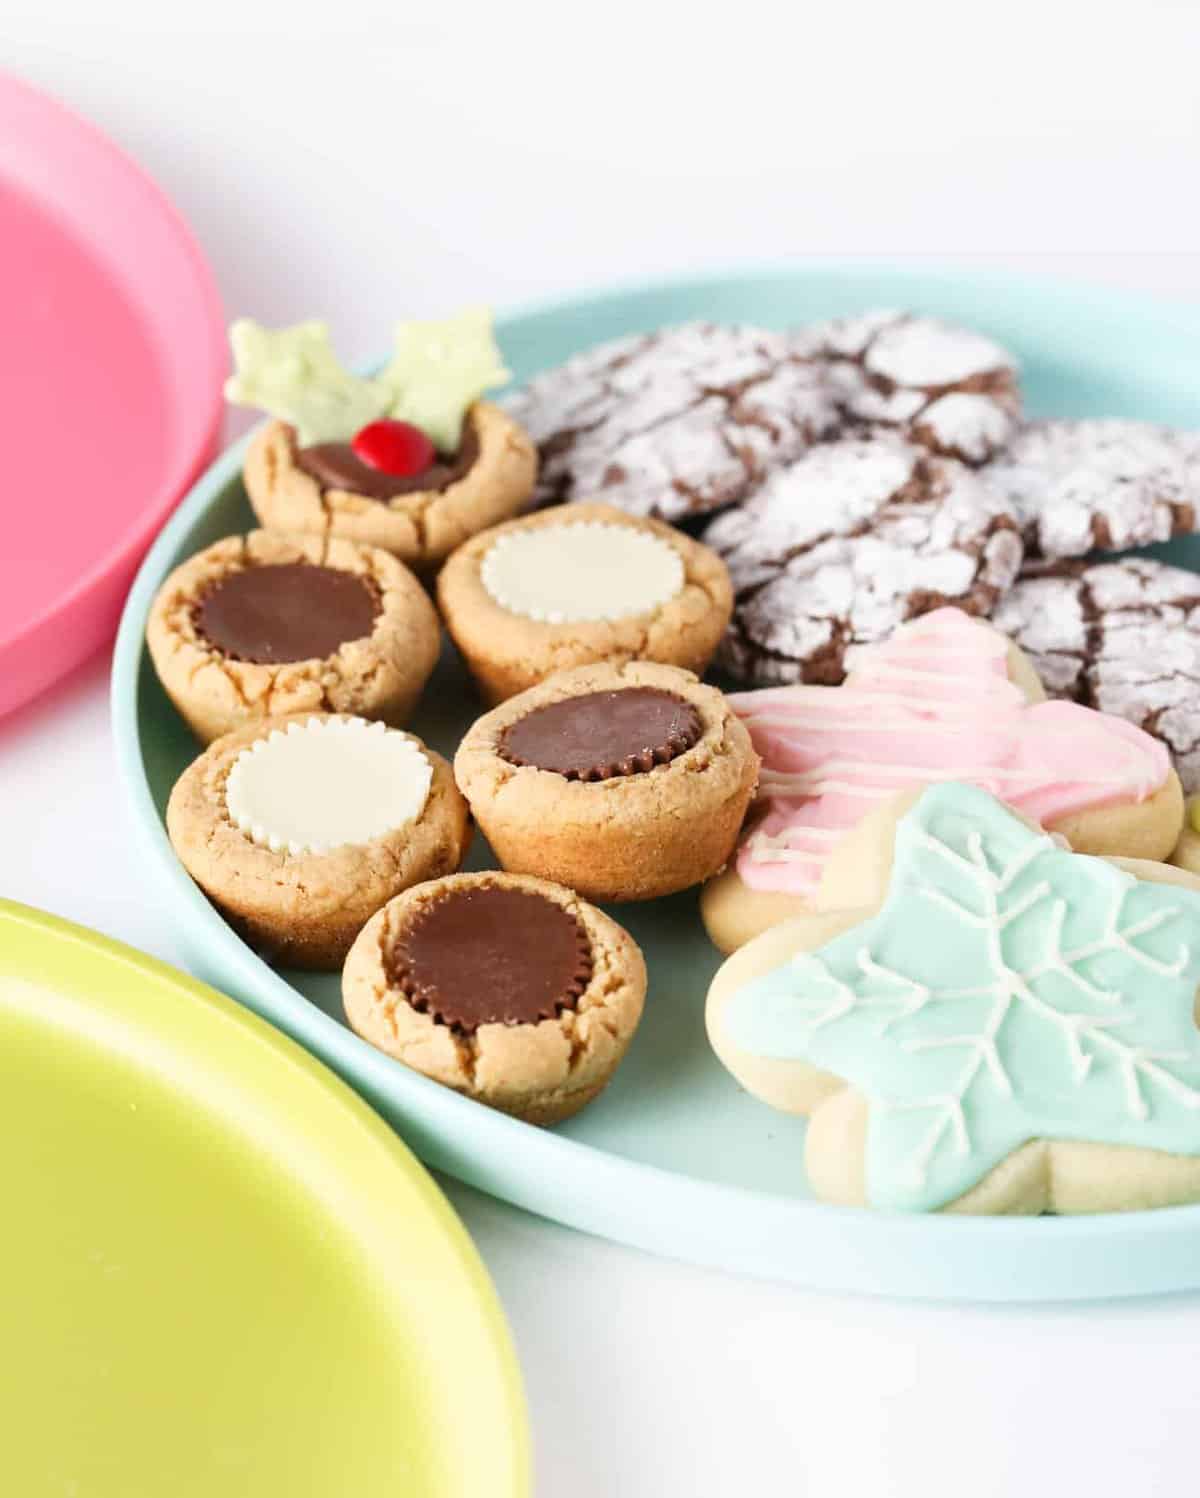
<box><xmin>437</xmin><ymin>501</ymin><xmax>733</xmax><ymax>704</ymax></box>
<box><xmin>167</xmin><ymin>713</ymin><xmax>471</xmax><ymax>969</ymax></box>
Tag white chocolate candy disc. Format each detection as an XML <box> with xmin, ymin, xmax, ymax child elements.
<box><xmin>480</xmin><ymin>522</ymin><xmax>685</xmax><ymax>624</ymax></box>
<box><xmin>224</xmin><ymin>717</ymin><xmax>432</xmax><ymax>855</ymax></box>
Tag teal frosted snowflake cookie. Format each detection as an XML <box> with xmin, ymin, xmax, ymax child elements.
<box><xmin>707</xmin><ymin>782</ymin><xmax>1200</xmax><ymax>1214</ymax></box>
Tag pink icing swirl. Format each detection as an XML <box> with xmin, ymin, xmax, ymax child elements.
<box><xmin>731</xmin><ymin>607</ymin><xmax>1170</xmax><ymax>896</ymax></box>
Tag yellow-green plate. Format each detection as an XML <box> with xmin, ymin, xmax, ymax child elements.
<box><xmin>0</xmin><ymin>899</ymin><xmax>528</xmax><ymax>1498</ymax></box>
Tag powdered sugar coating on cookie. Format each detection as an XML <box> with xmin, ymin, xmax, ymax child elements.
<box><xmin>993</xmin><ymin>557</ymin><xmax>1200</xmax><ymax>790</ymax></box>
<box><xmin>480</xmin><ymin>521</ymin><xmax>685</xmax><ymax>623</ymax></box>
<box><xmin>793</xmin><ymin>310</ymin><xmax>1020</xmax><ymax>465</ymax></box>
<box><xmin>504</xmin><ymin>322</ymin><xmax>843</xmax><ymax>521</ymax></box>
<box><xmin>984</xmin><ymin>419</ymin><xmax>1200</xmax><ymax>559</ymax></box>
<box><xmin>224</xmin><ymin>716</ymin><xmax>433</xmax><ymax>854</ymax></box>
<box><xmin>705</xmin><ymin>437</ymin><xmax>1024</xmax><ymax>686</ymax></box>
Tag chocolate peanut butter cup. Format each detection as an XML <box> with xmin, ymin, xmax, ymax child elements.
<box><xmin>295</xmin><ymin>420</ymin><xmax>480</xmax><ymax>501</ymax></box>
<box><xmin>387</xmin><ymin>885</ymin><xmax>592</xmax><ymax>1032</ymax></box>
<box><xmin>498</xmin><ymin>686</ymin><xmax>703</xmax><ymax>781</ymax></box>
<box><xmin>454</xmin><ymin>662</ymin><xmax>761</xmax><ymax>903</ymax></box>
<box><xmin>343</xmin><ymin>871</ymin><xmax>648</xmax><ymax>1125</ymax></box>
<box><xmin>146</xmin><ymin>530</ymin><xmax>440</xmax><ymax>744</ymax></box>
<box><xmin>194</xmin><ymin>562</ymin><xmax>380</xmax><ymax>664</ymax></box>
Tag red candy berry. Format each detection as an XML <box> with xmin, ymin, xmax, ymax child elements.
<box><xmin>351</xmin><ymin>419</ymin><xmax>436</xmax><ymax>478</ymax></box>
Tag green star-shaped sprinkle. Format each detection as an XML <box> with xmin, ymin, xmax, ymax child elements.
<box><xmin>725</xmin><ymin>782</ymin><xmax>1200</xmax><ymax>1211</ymax></box>
<box><xmin>224</xmin><ymin>319</ymin><xmax>389</xmax><ymax>445</ymax></box>
<box><xmin>380</xmin><ymin>306</ymin><xmax>509</xmax><ymax>452</ymax></box>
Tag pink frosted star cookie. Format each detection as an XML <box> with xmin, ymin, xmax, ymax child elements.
<box><xmin>792</xmin><ymin>309</ymin><xmax>1021</xmax><ymax>465</ymax></box>
<box><xmin>504</xmin><ymin>321</ymin><xmax>843</xmax><ymax>521</ymax></box>
<box><xmin>700</xmin><ymin>606</ymin><xmax>1184</xmax><ymax>953</ymax></box>
<box><xmin>983</xmin><ymin>419</ymin><xmax>1200</xmax><ymax>559</ymax></box>
<box><xmin>704</xmin><ymin>436</ymin><xmax>1023</xmax><ymax>687</ymax></box>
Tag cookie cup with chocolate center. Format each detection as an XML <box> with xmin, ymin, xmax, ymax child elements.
<box><xmin>167</xmin><ymin>713</ymin><xmax>471</xmax><ymax>969</ymax></box>
<box><xmin>437</xmin><ymin>500</ymin><xmax>734</xmax><ymax>704</ymax></box>
<box><xmin>454</xmin><ymin>661</ymin><xmax>760</xmax><ymax>903</ymax></box>
<box><xmin>343</xmin><ymin>871</ymin><xmax>646</xmax><ymax>1125</ymax></box>
<box><xmin>146</xmin><ymin>530</ymin><xmax>441</xmax><ymax>743</ymax></box>
<box><xmin>244</xmin><ymin>402</ymin><xmax>537</xmax><ymax>574</ymax></box>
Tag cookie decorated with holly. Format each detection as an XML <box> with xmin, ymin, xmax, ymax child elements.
<box><xmin>704</xmin><ymin>436</ymin><xmax>1024</xmax><ymax>686</ymax></box>
<box><xmin>700</xmin><ymin>606</ymin><xmax>1183</xmax><ymax>954</ymax></box>
<box><xmin>226</xmin><ymin>309</ymin><xmax>536</xmax><ymax>572</ymax></box>
<box><xmin>792</xmin><ymin>309</ymin><xmax>1021</xmax><ymax>465</ymax></box>
<box><xmin>503</xmin><ymin>321</ymin><xmax>843</xmax><ymax>522</ymax></box>
<box><xmin>708</xmin><ymin>781</ymin><xmax>1200</xmax><ymax>1214</ymax></box>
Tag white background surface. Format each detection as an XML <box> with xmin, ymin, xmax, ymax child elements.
<box><xmin>4</xmin><ymin>4</ymin><xmax>1200</xmax><ymax>1493</ymax></box>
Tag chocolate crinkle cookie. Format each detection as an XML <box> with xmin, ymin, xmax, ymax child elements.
<box><xmin>992</xmin><ymin>556</ymin><xmax>1200</xmax><ymax>792</ymax></box>
<box><xmin>791</xmin><ymin>309</ymin><xmax>1021</xmax><ymax>466</ymax></box>
<box><xmin>503</xmin><ymin>321</ymin><xmax>843</xmax><ymax>522</ymax></box>
<box><xmin>705</xmin><ymin>436</ymin><xmax>1024</xmax><ymax>686</ymax></box>
<box><xmin>982</xmin><ymin>418</ymin><xmax>1200</xmax><ymax>560</ymax></box>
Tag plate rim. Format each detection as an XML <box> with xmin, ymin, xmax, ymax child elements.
<box><xmin>111</xmin><ymin>262</ymin><xmax>1200</xmax><ymax>1302</ymax></box>
<box><xmin>0</xmin><ymin>895</ymin><xmax>530</xmax><ymax>1495</ymax></box>
<box><xmin>0</xmin><ymin>71</ymin><xmax>227</xmax><ymax>709</ymax></box>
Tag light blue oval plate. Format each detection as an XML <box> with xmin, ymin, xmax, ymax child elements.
<box><xmin>113</xmin><ymin>264</ymin><xmax>1200</xmax><ymax>1301</ymax></box>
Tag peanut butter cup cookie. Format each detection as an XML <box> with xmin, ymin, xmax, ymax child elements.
<box><xmin>167</xmin><ymin>713</ymin><xmax>470</xmax><ymax>968</ymax></box>
<box><xmin>225</xmin><ymin>309</ymin><xmax>537</xmax><ymax>572</ymax></box>
<box><xmin>343</xmin><ymin>871</ymin><xmax>646</xmax><ymax>1124</ymax></box>
<box><xmin>437</xmin><ymin>501</ymin><xmax>733</xmax><ymax>703</ymax></box>
<box><xmin>454</xmin><ymin>661</ymin><xmax>759</xmax><ymax>902</ymax></box>
<box><xmin>146</xmin><ymin>530</ymin><xmax>440</xmax><ymax>742</ymax></box>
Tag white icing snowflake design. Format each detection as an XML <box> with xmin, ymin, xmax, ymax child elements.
<box><xmin>725</xmin><ymin>782</ymin><xmax>1200</xmax><ymax>1210</ymax></box>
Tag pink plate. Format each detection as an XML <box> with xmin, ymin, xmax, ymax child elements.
<box><xmin>0</xmin><ymin>74</ymin><xmax>225</xmax><ymax>718</ymax></box>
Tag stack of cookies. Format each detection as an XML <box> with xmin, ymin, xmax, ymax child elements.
<box><xmin>509</xmin><ymin>311</ymin><xmax>1200</xmax><ymax>788</ymax></box>
<box><xmin>145</xmin><ymin>300</ymin><xmax>1200</xmax><ymax>1218</ymax></box>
